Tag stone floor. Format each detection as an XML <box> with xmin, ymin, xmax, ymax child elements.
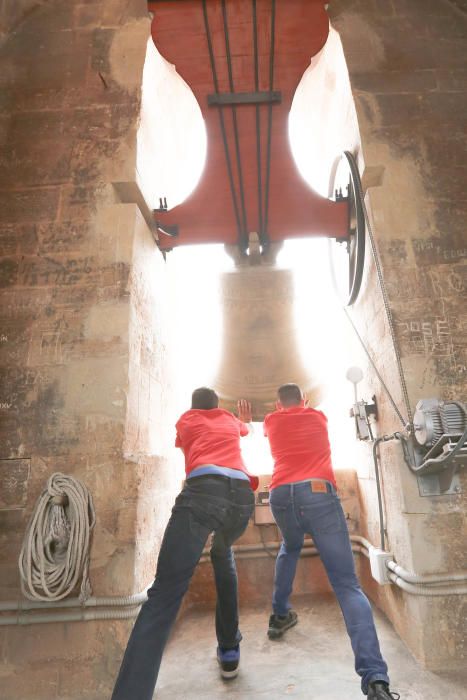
<box><xmin>156</xmin><ymin>594</ymin><xmax>467</xmax><ymax>699</ymax></box>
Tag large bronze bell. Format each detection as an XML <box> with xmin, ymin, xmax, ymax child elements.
<box><xmin>214</xmin><ymin>240</ymin><xmax>322</xmax><ymax>420</ymax></box>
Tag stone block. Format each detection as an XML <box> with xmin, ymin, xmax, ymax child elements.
<box><xmin>99</xmin><ymin>261</ymin><xmax>131</xmax><ymax>290</ymax></box>
<box><xmin>392</xmin><ymin>0</ymin><xmax>454</xmax><ymax>17</ymax></box>
<box><xmin>423</xmin><ymin>132</ymin><xmax>466</xmax><ymax>169</ymax></box>
<box><xmin>431</xmin><ymin>38</ymin><xmax>467</xmax><ymax>70</ymax></box>
<box><xmin>90</xmin><ymin>27</ymin><xmax>115</xmax><ymax>74</ymax></box>
<box><xmin>424</xmin><ymin>91</ymin><xmax>466</xmax><ymax>127</ymax></box>
<box><xmin>28</xmin><ymin>32</ymin><xmax>91</xmax><ymax>92</ymax></box>
<box><xmin>70</xmin><ymin>137</ymin><xmax>127</xmax><ymax>186</ymax></box>
<box><xmin>352</xmin><ymin>69</ymin><xmax>437</xmax><ymax>94</ymax></box>
<box><xmin>375</xmin><ymin>93</ymin><xmax>424</xmax><ymax>127</ymax></box>
<box><xmin>17</xmin><ymin>254</ymin><xmax>100</xmax><ymax>288</ymax></box>
<box><xmin>11</xmin><ymin>2</ymin><xmax>74</xmax><ymax>36</ymax></box>
<box><xmin>0</xmin><ymin>411</ymin><xmax>22</xmax><ymax>457</ymax></box>
<box><xmin>0</xmin><ymin>188</ymin><xmax>60</xmax><ymax>224</ymax></box>
<box><xmin>0</xmin><ymin>259</ymin><xmax>18</xmax><ymax>287</ymax></box>
<box><xmin>0</xmin><ymin>458</ymin><xmax>30</xmax><ymax>509</ymax></box>
<box><xmin>435</xmin><ymin>68</ymin><xmax>467</xmax><ymax>91</ymax></box>
<box><xmin>1</xmin><ymin>103</ymin><xmax>137</xmax><ymax>202</ymax></box>
<box><xmin>0</xmin><ymin>0</ymin><xmax>43</xmax><ymax>37</ymax></box>
<box><xmin>36</xmin><ymin>220</ymin><xmax>93</xmax><ymax>255</ymax></box>
<box><xmin>0</xmin><ymin>563</ymin><xmax>21</xmax><ymax>599</ymax></box>
<box><xmin>1</xmin><ymin>661</ymin><xmax>60</xmax><ymax>700</ymax></box>
<box><xmin>379</xmin><ymin>31</ymin><xmax>436</xmax><ymax>71</ymax></box>
<box><xmin>58</xmin><ymin>185</ymin><xmax>98</xmax><ymax>221</ymax></box>
<box><xmin>0</xmin><ymin>226</ymin><xmax>17</xmax><ymax>256</ymax></box>
<box><xmin>433</xmin><ymin>203</ymin><xmax>466</xmax><ymax>239</ymax></box>
<box><xmin>0</xmin><ymin>138</ymin><xmax>73</xmax><ymax>188</ymax></box>
<box><xmin>50</xmin><ymin>284</ymin><xmax>99</xmax><ymax>310</ymax></box>
<box><xmin>63</xmin><ymin>355</ymin><xmax>127</xmax><ymax>417</ymax></box>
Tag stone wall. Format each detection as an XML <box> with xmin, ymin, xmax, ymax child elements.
<box><xmin>329</xmin><ymin>0</ymin><xmax>467</xmax><ymax>672</ymax></box>
<box><xmin>0</xmin><ymin>0</ymin><xmax>43</xmax><ymax>41</ymax></box>
<box><xmin>0</xmin><ymin>2</ymin><xmax>180</xmax><ymax>698</ymax></box>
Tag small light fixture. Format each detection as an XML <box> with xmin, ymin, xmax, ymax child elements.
<box><xmin>346</xmin><ymin>366</ymin><xmax>378</xmax><ymax>441</ymax></box>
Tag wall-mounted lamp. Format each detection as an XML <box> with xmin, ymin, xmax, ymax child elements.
<box><xmin>346</xmin><ymin>366</ymin><xmax>378</xmax><ymax>441</ymax></box>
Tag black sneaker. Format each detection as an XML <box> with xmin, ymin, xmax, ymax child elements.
<box><xmin>367</xmin><ymin>681</ymin><xmax>400</xmax><ymax>699</ymax></box>
<box><xmin>216</xmin><ymin>645</ymin><xmax>240</xmax><ymax>679</ymax></box>
<box><xmin>267</xmin><ymin>610</ymin><xmax>298</xmax><ymax>639</ymax></box>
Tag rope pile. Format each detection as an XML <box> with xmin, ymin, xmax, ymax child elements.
<box><xmin>19</xmin><ymin>472</ymin><xmax>96</xmax><ymax>603</ymax></box>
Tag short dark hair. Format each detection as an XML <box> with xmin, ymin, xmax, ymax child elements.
<box><xmin>277</xmin><ymin>383</ymin><xmax>302</xmax><ymax>407</ymax></box>
<box><xmin>191</xmin><ymin>387</ymin><xmax>219</xmax><ymax>410</ymax></box>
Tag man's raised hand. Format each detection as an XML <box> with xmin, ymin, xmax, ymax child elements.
<box><xmin>237</xmin><ymin>399</ymin><xmax>252</xmax><ymax>423</ymax></box>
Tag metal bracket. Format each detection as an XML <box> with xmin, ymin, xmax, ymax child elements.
<box><xmin>155</xmin><ymin>223</ymin><xmax>179</xmax><ymax>238</ymax></box>
<box><xmin>417</xmin><ymin>471</ymin><xmax>461</xmax><ymax>497</ymax></box>
<box><xmin>350</xmin><ymin>397</ymin><xmax>378</xmax><ymax>441</ymax></box>
<box><xmin>401</xmin><ymin>435</ymin><xmax>464</xmax><ymax>496</ymax></box>
<box><xmin>154</xmin><ymin>197</ymin><xmax>168</xmax><ymax>212</ymax></box>
<box><xmin>208</xmin><ymin>91</ymin><xmax>282</xmax><ymax>106</ymax></box>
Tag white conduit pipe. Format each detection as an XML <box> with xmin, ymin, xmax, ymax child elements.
<box><xmin>386</xmin><ymin>560</ymin><xmax>467</xmax><ymax>585</ymax></box>
<box><xmin>388</xmin><ymin>574</ymin><xmax>467</xmax><ymax>597</ymax></box>
<box><xmin>1</xmin><ymin>547</ymin><xmax>369</xmax><ymax>626</ymax></box>
<box><xmin>3</xmin><ymin>563</ymin><xmax>465</xmax><ymax>627</ymax></box>
<box><xmin>0</xmin><ymin>606</ymin><xmax>141</xmax><ymax>627</ymax></box>
<box><xmin>199</xmin><ymin>544</ymin><xmax>368</xmax><ymax>562</ymax></box>
<box><xmin>1</xmin><ymin>535</ymin><xmax>465</xmax><ymax>627</ymax></box>
<box><xmin>350</xmin><ymin>537</ymin><xmax>467</xmax><ymax>585</ymax></box>
<box><xmin>0</xmin><ymin>589</ymin><xmax>149</xmax><ymax>612</ymax></box>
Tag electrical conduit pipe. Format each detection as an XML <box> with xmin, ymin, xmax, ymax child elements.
<box><xmin>2</xmin><ymin>537</ymin><xmax>466</xmax><ymax>626</ymax></box>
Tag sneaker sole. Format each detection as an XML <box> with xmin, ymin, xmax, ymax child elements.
<box><xmin>267</xmin><ymin>616</ymin><xmax>298</xmax><ymax>640</ymax></box>
<box><xmin>219</xmin><ymin>667</ymin><xmax>239</xmax><ymax>680</ymax></box>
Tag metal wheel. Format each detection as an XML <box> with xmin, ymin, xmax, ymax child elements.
<box><xmin>328</xmin><ymin>151</ymin><xmax>366</xmax><ymax>306</ymax></box>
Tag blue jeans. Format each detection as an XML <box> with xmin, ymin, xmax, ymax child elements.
<box><xmin>269</xmin><ymin>481</ymin><xmax>389</xmax><ymax>695</ymax></box>
<box><xmin>111</xmin><ymin>476</ymin><xmax>255</xmax><ymax>700</ymax></box>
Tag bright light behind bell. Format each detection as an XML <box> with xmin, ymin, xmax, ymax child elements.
<box><xmin>170</xmin><ymin>241</ymin><xmax>358</xmax><ymax>474</ymax></box>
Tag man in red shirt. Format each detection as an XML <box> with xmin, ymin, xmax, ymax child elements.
<box><xmin>112</xmin><ymin>388</ymin><xmax>257</xmax><ymax>700</ymax></box>
<box><xmin>264</xmin><ymin>384</ymin><xmax>400</xmax><ymax>700</ymax></box>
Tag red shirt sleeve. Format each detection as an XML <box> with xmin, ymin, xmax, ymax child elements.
<box><xmin>175</xmin><ymin>431</ymin><xmax>182</xmax><ymax>447</ymax></box>
<box><xmin>236</xmin><ymin>417</ymin><xmax>249</xmax><ymax>437</ymax></box>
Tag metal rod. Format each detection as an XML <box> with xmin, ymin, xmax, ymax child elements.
<box><xmin>252</xmin><ymin>0</ymin><xmax>264</xmax><ymax>243</ymax></box>
<box><xmin>202</xmin><ymin>0</ymin><xmax>243</xmax><ymax>242</ymax></box>
<box><xmin>263</xmin><ymin>0</ymin><xmax>276</xmax><ymax>247</ymax></box>
<box><xmin>221</xmin><ymin>0</ymin><xmax>249</xmax><ymax>250</ymax></box>
<box><xmin>207</xmin><ymin>91</ymin><xmax>281</xmax><ymax>106</ymax></box>
<box><xmin>373</xmin><ymin>438</ymin><xmax>387</xmax><ymax>551</ymax></box>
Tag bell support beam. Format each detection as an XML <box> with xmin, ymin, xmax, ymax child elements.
<box><xmin>148</xmin><ymin>0</ymin><xmax>349</xmax><ymax>251</ymax></box>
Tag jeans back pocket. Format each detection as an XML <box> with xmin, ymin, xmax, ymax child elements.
<box><xmin>299</xmin><ymin>495</ymin><xmax>344</xmax><ymax>535</ymax></box>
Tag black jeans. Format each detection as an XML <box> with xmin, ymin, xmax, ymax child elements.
<box><xmin>111</xmin><ymin>476</ymin><xmax>255</xmax><ymax>700</ymax></box>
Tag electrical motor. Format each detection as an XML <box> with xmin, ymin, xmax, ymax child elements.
<box><xmin>413</xmin><ymin>398</ymin><xmax>467</xmax><ymax>448</ymax></box>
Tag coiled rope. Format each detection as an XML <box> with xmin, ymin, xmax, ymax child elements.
<box><xmin>19</xmin><ymin>472</ymin><xmax>96</xmax><ymax>603</ymax></box>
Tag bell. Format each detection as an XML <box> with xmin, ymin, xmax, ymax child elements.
<box><xmin>214</xmin><ymin>248</ymin><xmax>322</xmax><ymax>421</ymax></box>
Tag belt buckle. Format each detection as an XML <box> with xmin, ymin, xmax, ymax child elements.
<box><xmin>310</xmin><ymin>480</ymin><xmax>327</xmax><ymax>494</ymax></box>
